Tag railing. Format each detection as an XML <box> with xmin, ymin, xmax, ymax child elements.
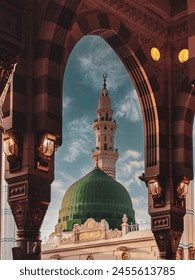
<box><xmin>128</xmin><ymin>221</ymin><xmax>151</xmax><ymax>232</ymax></box>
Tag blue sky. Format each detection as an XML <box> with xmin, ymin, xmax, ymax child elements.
<box><xmin>41</xmin><ymin>35</ymin><xmax>150</xmax><ymax>238</ymax></box>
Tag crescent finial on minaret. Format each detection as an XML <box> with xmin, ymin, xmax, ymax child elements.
<box><xmin>103</xmin><ymin>73</ymin><xmax>107</xmax><ymax>89</ymax></box>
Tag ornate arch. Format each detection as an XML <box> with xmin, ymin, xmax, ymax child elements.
<box><xmin>35</xmin><ymin>2</ymin><xmax>160</xmax><ymax>176</ymax></box>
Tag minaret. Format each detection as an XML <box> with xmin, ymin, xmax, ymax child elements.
<box><xmin>92</xmin><ymin>74</ymin><xmax>118</xmax><ymax>179</ymax></box>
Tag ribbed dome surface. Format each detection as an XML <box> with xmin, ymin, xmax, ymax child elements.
<box><xmin>56</xmin><ymin>169</ymin><xmax>135</xmax><ymax>231</ymax></box>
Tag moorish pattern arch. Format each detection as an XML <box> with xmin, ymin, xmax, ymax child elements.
<box><xmin>1</xmin><ymin>0</ymin><xmax>194</xmax><ymax>260</ymax></box>
<box><xmin>35</xmin><ymin>2</ymin><xmax>161</xmax><ymax>179</ymax></box>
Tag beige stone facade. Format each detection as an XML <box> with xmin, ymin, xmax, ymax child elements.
<box><xmin>42</xmin><ymin>218</ymin><xmax>158</xmax><ymax>260</ymax></box>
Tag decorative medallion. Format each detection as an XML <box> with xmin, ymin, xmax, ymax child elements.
<box><xmin>151</xmin><ymin>47</ymin><xmax>160</xmax><ymax>61</ymax></box>
<box><xmin>122</xmin><ymin>251</ymin><xmax>129</xmax><ymax>260</ymax></box>
<box><xmin>87</xmin><ymin>254</ymin><xmax>94</xmax><ymax>260</ymax></box>
<box><xmin>178</xmin><ymin>49</ymin><xmax>189</xmax><ymax>63</ymax></box>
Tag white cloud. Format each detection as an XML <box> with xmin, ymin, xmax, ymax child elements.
<box><xmin>68</xmin><ymin>116</ymin><xmax>92</xmax><ymax>136</ymax></box>
<box><xmin>63</xmin><ymin>139</ymin><xmax>89</xmax><ymax>163</ymax></box>
<box><xmin>119</xmin><ymin>149</ymin><xmax>142</xmax><ymax>162</ymax></box>
<box><xmin>63</xmin><ymin>96</ymin><xmax>72</xmax><ymax>109</ymax></box>
<box><xmin>114</xmin><ymin>88</ymin><xmax>142</xmax><ymax>122</ymax></box>
<box><xmin>119</xmin><ymin>161</ymin><xmax>144</xmax><ymax>179</ymax></box>
<box><xmin>63</xmin><ymin>116</ymin><xmax>94</xmax><ymax>163</ymax></box>
<box><xmin>80</xmin><ymin>164</ymin><xmax>93</xmax><ymax>177</ymax></box>
<box><xmin>132</xmin><ymin>196</ymin><xmax>147</xmax><ymax>208</ymax></box>
<box><xmin>118</xmin><ymin>149</ymin><xmax>144</xmax><ymax>177</ymax></box>
<box><xmin>117</xmin><ymin>148</ymin><xmax>144</xmax><ymax>192</ymax></box>
<box><xmin>77</xmin><ymin>36</ymin><xmax>128</xmax><ymax>92</ymax></box>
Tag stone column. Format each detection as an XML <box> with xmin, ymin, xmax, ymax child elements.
<box><xmin>121</xmin><ymin>214</ymin><xmax>129</xmax><ymax>236</ymax></box>
<box><xmin>7</xmin><ymin>173</ymin><xmax>53</xmax><ymax>260</ymax></box>
<box><xmin>141</xmin><ymin>175</ymin><xmax>188</xmax><ymax>260</ymax></box>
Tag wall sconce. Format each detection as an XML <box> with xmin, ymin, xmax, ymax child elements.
<box><xmin>37</xmin><ymin>133</ymin><xmax>57</xmax><ymax>172</ymax></box>
<box><xmin>139</xmin><ymin>174</ymin><xmax>164</xmax><ymax>207</ymax></box>
<box><xmin>148</xmin><ymin>179</ymin><xmax>164</xmax><ymax>207</ymax></box>
<box><xmin>3</xmin><ymin>132</ymin><xmax>22</xmax><ymax>172</ymax></box>
<box><xmin>176</xmin><ymin>177</ymin><xmax>190</xmax><ymax>207</ymax></box>
<box><xmin>148</xmin><ymin>179</ymin><xmax>162</xmax><ymax>196</ymax></box>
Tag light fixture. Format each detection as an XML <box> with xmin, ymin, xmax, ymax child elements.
<box><xmin>178</xmin><ymin>49</ymin><xmax>189</xmax><ymax>63</ymax></box>
<box><xmin>139</xmin><ymin>174</ymin><xmax>164</xmax><ymax>207</ymax></box>
<box><xmin>147</xmin><ymin>178</ymin><xmax>164</xmax><ymax>207</ymax></box>
<box><xmin>148</xmin><ymin>179</ymin><xmax>162</xmax><ymax>196</ymax></box>
<box><xmin>3</xmin><ymin>132</ymin><xmax>21</xmax><ymax>172</ymax></box>
<box><xmin>37</xmin><ymin>133</ymin><xmax>57</xmax><ymax>172</ymax></box>
<box><xmin>176</xmin><ymin>177</ymin><xmax>189</xmax><ymax>200</ymax></box>
<box><xmin>151</xmin><ymin>47</ymin><xmax>160</xmax><ymax>61</ymax></box>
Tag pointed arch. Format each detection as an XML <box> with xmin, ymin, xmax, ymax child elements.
<box><xmin>34</xmin><ymin>2</ymin><xmax>161</xmax><ymax>176</ymax></box>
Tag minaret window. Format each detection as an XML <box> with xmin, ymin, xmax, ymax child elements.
<box><xmin>98</xmin><ymin>136</ymin><xmax>100</xmax><ymax>142</ymax></box>
<box><xmin>104</xmin><ymin>143</ymin><xmax>107</xmax><ymax>150</ymax></box>
<box><xmin>104</xmin><ymin>126</ymin><xmax>107</xmax><ymax>129</ymax></box>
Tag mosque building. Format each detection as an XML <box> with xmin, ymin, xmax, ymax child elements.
<box><xmin>42</xmin><ymin>76</ymin><xmax>195</xmax><ymax>260</ymax></box>
<box><xmin>54</xmin><ymin>74</ymin><xmax>135</xmax><ymax>233</ymax></box>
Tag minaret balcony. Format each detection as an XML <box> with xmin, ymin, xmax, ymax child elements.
<box><xmin>92</xmin><ymin>147</ymin><xmax>99</xmax><ymax>153</ymax></box>
<box><xmin>92</xmin><ymin>148</ymin><xmax>118</xmax><ymax>157</ymax></box>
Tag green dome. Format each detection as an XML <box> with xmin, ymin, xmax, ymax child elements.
<box><xmin>55</xmin><ymin>169</ymin><xmax>135</xmax><ymax>231</ymax></box>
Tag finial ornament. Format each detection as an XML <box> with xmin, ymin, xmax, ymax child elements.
<box><xmin>103</xmin><ymin>73</ymin><xmax>107</xmax><ymax>89</ymax></box>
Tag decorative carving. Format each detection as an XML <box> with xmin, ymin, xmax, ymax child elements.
<box><xmin>59</xmin><ymin>218</ymin><xmax>122</xmax><ymax>244</ymax></box>
<box><xmin>32</xmin><ymin>204</ymin><xmax>46</xmax><ymax>226</ymax></box>
<box><xmin>106</xmin><ymin>229</ymin><xmax>122</xmax><ymax>239</ymax></box>
<box><xmin>98</xmin><ymin>0</ymin><xmax>167</xmax><ymax>39</ymax></box>
<box><xmin>10</xmin><ymin>200</ymin><xmax>48</xmax><ymax>232</ymax></box>
<box><xmin>60</xmin><ymin>234</ymin><xmax>75</xmax><ymax>245</ymax></box>
<box><xmin>153</xmin><ymin>229</ymin><xmax>183</xmax><ymax>259</ymax></box>
<box><xmin>79</xmin><ymin>230</ymin><xmax>102</xmax><ymax>241</ymax></box>
<box><xmin>153</xmin><ymin>230</ymin><xmax>170</xmax><ymax>256</ymax></box>
<box><xmin>7</xmin><ymin>175</ymin><xmax>51</xmax><ymax>207</ymax></box>
<box><xmin>9</xmin><ymin>183</ymin><xmax>27</xmax><ymax>200</ymax></box>
<box><xmin>170</xmin><ymin>230</ymin><xmax>182</xmax><ymax>256</ymax></box>
<box><xmin>11</xmin><ymin>201</ymin><xmax>29</xmax><ymax>230</ymax></box>
<box><xmin>152</xmin><ymin>216</ymin><xmax>169</xmax><ymax>229</ymax></box>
